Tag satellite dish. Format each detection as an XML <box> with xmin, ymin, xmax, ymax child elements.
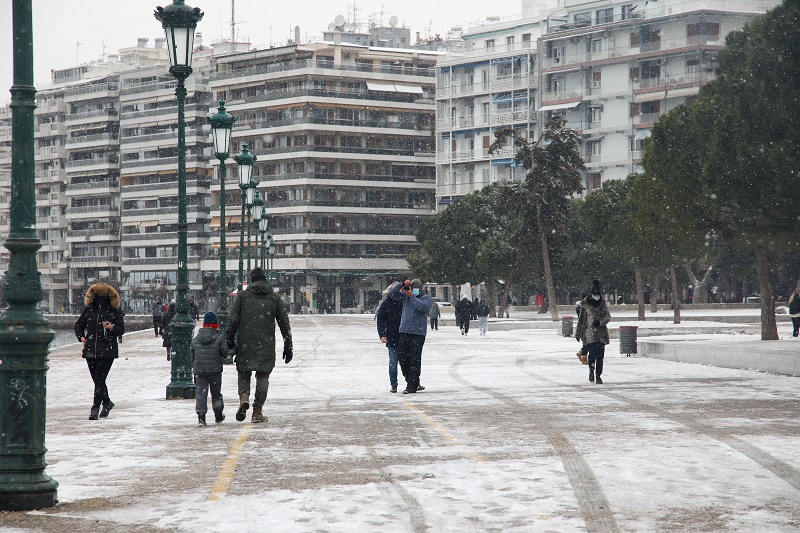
<box><xmin>389</xmin><ymin>16</ymin><xmax>398</xmax><ymax>28</ymax></box>
<box><xmin>328</xmin><ymin>23</ymin><xmax>336</xmax><ymax>31</ymax></box>
<box><xmin>334</xmin><ymin>14</ymin><xmax>346</xmax><ymax>26</ymax></box>
<box><xmin>344</xmin><ymin>23</ymin><xmax>354</xmax><ymax>32</ymax></box>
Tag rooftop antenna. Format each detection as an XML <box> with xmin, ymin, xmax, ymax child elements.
<box><xmin>75</xmin><ymin>42</ymin><xmax>82</xmax><ymax>66</ymax></box>
<box><xmin>230</xmin><ymin>0</ymin><xmax>235</xmax><ymax>44</ymax></box>
<box><xmin>102</xmin><ymin>41</ymin><xmax>108</xmax><ymax>62</ymax></box>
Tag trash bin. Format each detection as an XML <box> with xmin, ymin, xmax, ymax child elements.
<box><xmin>561</xmin><ymin>316</ymin><xmax>573</xmax><ymax>337</ymax></box>
<box><xmin>619</xmin><ymin>325</ymin><xmax>638</xmax><ymax>356</ymax></box>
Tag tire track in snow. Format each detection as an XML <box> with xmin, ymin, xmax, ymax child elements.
<box><xmin>516</xmin><ymin>357</ymin><xmax>800</xmax><ymax>494</ymax></box>
<box><xmin>450</xmin><ymin>356</ymin><xmax>620</xmax><ymax>533</ymax></box>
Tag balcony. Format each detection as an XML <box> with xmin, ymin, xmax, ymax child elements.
<box><xmin>211</xmin><ymin>58</ymin><xmax>435</xmax><ymax>82</ymax></box>
<box><xmin>34</xmin><ymin>122</ymin><xmax>66</xmax><ymax>138</ymax></box>
<box><xmin>65</xmin><ymin>156</ymin><xmax>118</xmax><ymax>172</ymax></box>
<box><xmin>633</xmin><ymin>112</ymin><xmax>662</xmax><ymax>126</ymax></box>
<box><xmin>65</xmin><ymin>109</ymin><xmax>119</xmax><ymax>124</ymax></box>
<box><xmin>65</xmin><ymin>133</ymin><xmax>120</xmax><ymax>149</ymax></box>
<box><xmin>35</xmin><ymin>145</ymin><xmax>67</xmax><ymax>161</ymax></box>
<box><xmin>64</xmin><ymin>83</ymin><xmax>120</xmax><ymax>102</ymax></box>
<box><xmin>70</xmin><ymin>255</ymin><xmax>120</xmax><ymax>264</ymax></box>
<box><xmin>66</xmin><ymin>205</ymin><xmax>119</xmax><ymax>219</ymax></box>
<box><xmin>120</xmin><ymin>153</ymin><xmax>209</xmax><ymax>170</ymax></box>
<box><xmin>633</xmin><ymin>72</ymin><xmax>703</xmax><ymax>91</ymax></box>
<box><xmin>540</xmin><ymin>88</ymin><xmax>582</xmax><ymax>104</ymax></box>
<box><xmin>491</xmin><ymin>111</ymin><xmax>529</xmax><ymax>126</ymax></box>
<box><xmin>66</xmin><ymin>179</ymin><xmax>120</xmax><ymax>195</ymax></box>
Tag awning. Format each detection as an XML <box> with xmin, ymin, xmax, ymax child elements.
<box><xmin>538</xmin><ymin>101</ymin><xmax>581</xmax><ymax>112</ymax></box>
<box><xmin>665</xmin><ymin>87</ymin><xmax>698</xmax><ymax>99</ymax></box>
<box><xmin>393</xmin><ymin>84</ymin><xmax>423</xmax><ymax>95</ymax></box>
<box><xmin>634</xmin><ymin>92</ymin><xmax>666</xmax><ymax>104</ymax></box>
<box><xmin>366</xmin><ymin>81</ymin><xmax>396</xmax><ymax>92</ymax></box>
<box><xmin>140</xmin><ymin>221</ymin><xmax>159</xmax><ymax>227</ymax></box>
<box><xmin>122</xmin><ymin>221</ymin><xmax>139</xmax><ymax>227</ymax></box>
<box><xmin>209</xmin><ymin>215</ymin><xmax>242</xmax><ymax>228</ymax></box>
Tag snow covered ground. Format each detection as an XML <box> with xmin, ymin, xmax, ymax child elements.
<box><xmin>2</xmin><ymin>315</ymin><xmax>799</xmax><ymax>532</ymax></box>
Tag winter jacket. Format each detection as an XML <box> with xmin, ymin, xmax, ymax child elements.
<box><xmin>428</xmin><ymin>301</ymin><xmax>441</xmax><ymax>319</ymax></box>
<box><xmin>789</xmin><ymin>292</ymin><xmax>800</xmax><ymax>317</ymax></box>
<box><xmin>74</xmin><ymin>282</ymin><xmax>126</xmax><ymax>359</ymax></box>
<box><xmin>226</xmin><ymin>280</ymin><xmax>292</xmax><ymax>373</ymax></box>
<box><xmin>376</xmin><ymin>296</ymin><xmax>403</xmax><ymax>347</ymax></box>
<box><xmin>161</xmin><ymin>305</ymin><xmax>176</xmax><ymax>348</ymax></box>
<box><xmin>390</xmin><ymin>283</ymin><xmax>432</xmax><ymax>336</ymax></box>
<box><xmin>190</xmin><ymin>327</ymin><xmax>227</xmax><ymax>376</ymax></box>
<box><xmin>455</xmin><ymin>298</ymin><xmax>473</xmax><ymax>324</ymax></box>
<box><xmin>476</xmin><ymin>302</ymin><xmax>490</xmax><ymax>317</ymax></box>
<box><xmin>575</xmin><ymin>296</ymin><xmax>611</xmax><ymax>345</ymax></box>
<box><xmin>152</xmin><ymin>301</ymin><xmax>164</xmax><ymax>319</ymax></box>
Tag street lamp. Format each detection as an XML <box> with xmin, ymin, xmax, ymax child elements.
<box><xmin>63</xmin><ymin>250</ymin><xmax>72</xmax><ymax>313</ymax></box>
<box><xmin>268</xmin><ymin>236</ymin><xmax>276</xmax><ymax>283</ymax></box>
<box><xmin>207</xmin><ymin>100</ymin><xmax>237</xmax><ymax>330</ymax></box>
<box><xmin>0</xmin><ymin>0</ymin><xmax>58</xmax><ymax>510</ymax></box>
<box><xmin>258</xmin><ymin>213</ymin><xmax>269</xmax><ymax>269</ymax></box>
<box><xmin>245</xmin><ymin>179</ymin><xmax>257</xmax><ymax>275</ymax></box>
<box><xmin>234</xmin><ymin>144</ymin><xmax>255</xmax><ymax>291</ymax></box>
<box><xmin>252</xmin><ymin>192</ymin><xmax>264</xmax><ymax>269</ymax></box>
<box><xmin>154</xmin><ymin>0</ymin><xmax>204</xmax><ymax>400</ymax></box>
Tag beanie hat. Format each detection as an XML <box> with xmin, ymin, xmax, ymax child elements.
<box><xmin>250</xmin><ymin>267</ymin><xmax>267</xmax><ymax>283</ymax></box>
<box><xmin>591</xmin><ymin>280</ymin><xmax>602</xmax><ymax>295</ymax></box>
<box><xmin>411</xmin><ymin>279</ymin><xmax>423</xmax><ymax>289</ymax></box>
<box><xmin>202</xmin><ymin>311</ymin><xmax>219</xmax><ymax>328</ymax></box>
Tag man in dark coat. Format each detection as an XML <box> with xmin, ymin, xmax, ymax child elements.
<box><xmin>152</xmin><ymin>298</ymin><xmax>164</xmax><ymax>336</ymax></box>
<box><xmin>376</xmin><ymin>282</ymin><xmax>403</xmax><ymax>393</ymax></box>
<box><xmin>191</xmin><ymin>311</ymin><xmax>227</xmax><ymax>426</ymax></box>
<box><xmin>390</xmin><ymin>278</ymin><xmax>432</xmax><ymax>394</ymax></box>
<box><xmin>226</xmin><ymin>267</ymin><xmax>292</xmax><ymax>423</ymax></box>
<box><xmin>74</xmin><ymin>282</ymin><xmax>126</xmax><ymax>420</ymax></box>
<box><xmin>455</xmin><ymin>296</ymin><xmax>473</xmax><ymax>335</ymax></box>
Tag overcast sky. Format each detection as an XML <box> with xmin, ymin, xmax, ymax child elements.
<box><xmin>0</xmin><ymin>0</ymin><xmax>526</xmax><ymax>104</ymax></box>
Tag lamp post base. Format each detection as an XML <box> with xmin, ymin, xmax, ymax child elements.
<box><xmin>0</xmin><ymin>480</ymin><xmax>58</xmax><ymax>511</ymax></box>
<box><xmin>165</xmin><ymin>383</ymin><xmax>196</xmax><ymax>399</ymax></box>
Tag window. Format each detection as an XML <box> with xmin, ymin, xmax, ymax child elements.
<box><xmin>630</xmin><ymin>66</ymin><xmax>641</xmax><ymax>80</ymax></box>
<box><xmin>686</xmin><ymin>58</ymin><xmax>700</xmax><ymax>75</ymax></box>
<box><xmin>145</xmin><ymin>246</ymin><xmax>156</xmax><ymax>258</ymax></box>
<box><xmin>590</xmin><ymin>141</ymin><xmax>602</xmax><ymax>156</ymax></box>
<box><xmin>621</xmin><ymin>4</ymin><xmax>636</xmax><ymax>20</ymax></box>
<box><xmin>687</xmin><ymin>22</ymin><xmax>720</xmax><ymax>37</ymax></box>
<box><xmin>575</xmin><ymin>12</ymin><xmax>591</xmax><ymax>27</ymax></box>
<box><xmin>485</xmin><ymin>39</ymin><xmax>495</xmax><ymax>50</ymax></box>
<box><xmin>591</xmin><ymin>39</ymin><xmax>603</xmax><ymax>54</ymax></box>
<box><xmin>482</xmin><ymin>103</ymin><xmax>490</xmax><ymax>122</ymax></box>
<box><xmin>506</xmin><ymin>36</ymin><xmax>515</xmax><ymax>46</ymax></box>
<box><xmin>144</xmin><ymin>199</ymin><xmax>158</xmax><ymax>208</ymax></box>
<box><xmin>629</xmin><ymin>136</ymin><xmax>644</xmax><ymax>152</ymax></box>
<box><xmin>641</xmin><ymin>100</ymin><xmax>661</xmax><ymax>114</ymax></box>
<box><xmin>587</xmin><ymin>174</ymin><xmax>602</xmax><ymax>191</ymax></box>
<box><xmin>592</xmin><ymin>71</ymin><xmax>602</xmax><ymax>88</ymax></box>
<box><xmin>596</xmin><ymin>8</ymin><xmax>614</xmax><ymax>24</ymax></box>
<box><xmin>630</xmin><ymin>32</ymin><xmax>641</xmax><ymax>46</ymax></box>
<box><xmin>522</xmin><ymin>33</ymin><xmax>531</xmax><ymax>48</ymax></box>
<box><xmin>591</xmin><ymin>106</ymin><xmax>602</xmax><ymax>123</ymax></box>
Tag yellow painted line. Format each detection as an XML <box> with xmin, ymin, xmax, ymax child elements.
<box><xmin>403</xmin><ymin>400</ymin><xmax>487</xmax><ymax>463</ymax></box>
<box><xmin>209</xmin><ymin>425</ymin><xmax>253</xmax><ymax>500</ymax></box>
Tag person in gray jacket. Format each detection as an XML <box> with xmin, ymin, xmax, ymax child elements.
<box><xmin>428</xmin><ymin>299</ymin><xmax>441</xmax><ymax>330</ymax></box>
<box><xmin>390</xmin><ymin>278</ymin><xmax>432</xmax><ymax>394</ymax></box>
<box><xmin>191</xmin><ymin>311</ymin><xmax>227</xmax><ymax>426</ymax></box>
<box><xmin>226</xmin><ymin>267</ymin><xmax>292</xmax><ymax>423</ymax></box>
<box><xmin>575</xmin><ymin>280</ymin><xmax>611</xmax><ymax>384</ymax></box>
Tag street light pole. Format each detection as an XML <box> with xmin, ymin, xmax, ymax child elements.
<box><xmin>234</xmin><ymin>145</ymin><xmax>255</xmax><ymax>290</ymax></box>
<box><xmin>258</xmin><ymin>213</ymin><xmax>269</xmax><ymax>270</ymax></box>
<box><xmin>64</xmin><ymin>251</ymin><xmax>72</xmax><ymax>313</ymax></box>
<box><xmin>252</xmin><ymin>191</ymin><xmax>264</xmax><ymax>270</ymax></box>
<box><xmin>208</xmin><ymin>100</ymin><xmax>236</xmax><ymax>331</ymax></box>
<box><xmin>245</xmin><ymin>179</ymin><xmax>256</xmax><ymax>276</ymax></box>
<box><xmin>268</xmin><ymin>236</ymin><xmax>276</xmax><ymax>283</ymax></box>
<box><xmin>154</xmin><ymin>0</ymin><xmax>204</xmax><ymax>400</ymax></box>
<box><xmin>0</xmin><ymin>0</ymin><xmax>58</xmax><ymax>511</ymax></box>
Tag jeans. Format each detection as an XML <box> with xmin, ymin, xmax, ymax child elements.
<box><xmin>387</xmin><ymin>345</ymin><xmax>398</xmax><ymax>388</ymax></box>
<box><xmin>398</xmin><ymin>333</ymin><xmax>425</xmax><ymax>391</ymax></box>
<box><xmin>195</xmin><ymin>373</ymin><xmax>224</xmax><ymax>416</ymax></box>
<box><xmin>238</xmin><ymin>370</ymin><xmax>271</xmax><ymax>409</ymax></box>
<box><xmin>86</xmin><ymin>358</ymin><xmax>114</xmax><ymax>407</ymax></box>
<box><xmin>587</xmin><ymin>342</ymin><xmax>605</xmax><ymax>377</ymax></box>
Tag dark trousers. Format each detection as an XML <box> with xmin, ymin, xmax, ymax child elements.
<box><xmin>238</xmin><ymin>370</ymin><xmax>271</xmax><ymax>409</ymax></box>
<box><xmin>87</xmin><ymin>358</ymin><xmax>114</xmax><ymax>407</ymax></box>
<box><xmin>398</xmin><ymin>332</ymin><xmax>425</xmax><ymax>392</ymax></box>
<box><xmin>462</xmin><ymin>319</ymin><xmax>470</xmax><ymax>334</ymax></box>
<box><xmin>430</xmin><ymin>317</ymin><xmax>438</xmax><ymax>330</ymax></box>
<box><xmin>153</xmin><ymin>317</ymin><xmax>161</xmax><ymax>336</ymax></box>
<box><xmin>195</xmin><ymin>373</ymin><xmax>224</xmax><ymax>416</ymax></box>
<box><xmin>587</xmin><ymin>342</ymin><xmax>605</xmax><ymax>377</ymax></box>
<box><xmin>792</xmin><ymin>317</ymin><xmax>800</xmax><ymax>337</ymax></box>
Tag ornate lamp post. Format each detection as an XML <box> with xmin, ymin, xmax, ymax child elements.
<box><xmin>258</xmin><ymin>214</ymin><xmax>269</xmax><ymax>269</ymax></box>
<box><xmin>268</xmin><ymin>236</ymin><xmax>276</xmax><ymax>282</ymax></box>
<box><xmin>154</xmin><ymin>0</ymin><xmax>204</xmax><ymax>400</ymax></box>
<box><xmin>207</xmin><ymin>100</ymin><xmax>236</xmax><ymax>330</ymax></box>
<box><xmin>233</xmin><ymin>145</ymin><xmax>255</xmax><ymax>290</ymax></box>
<box><xmin>0</xmin><ymin>0</ymin><xmax>58</xmax><ymax>511</ymax></box>
<box><xmin>63</xmin><ymin>250</ymin><xmax>72</xmax><ymax>313</ymax></box>
<box><xmin>244</xmin><ymin>180</ymin><xmax>257</xmax><ymax>275</ymax></box>
<box><xmin>252</xmin><ymin>192</ymin><xmax>264</xmax><ymax>269</ymax></box>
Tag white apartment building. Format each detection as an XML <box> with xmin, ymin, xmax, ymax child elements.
<box><xmin>435</xmin><ymin>0</ymin><xmax>779</xmax><ymax>204</ymax></box>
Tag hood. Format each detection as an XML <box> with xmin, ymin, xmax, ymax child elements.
<box><xmin>85</xmin><ymin>282</ymin><xmax>121</xmax><ymax>309</ymax></box>
<box><xmin>196</xmin><ymin>327</ymin><xmax>220</xmax><ymax>345</ymax></box>
<box><xmin>249</xmin><ymin>280</ymin><xmax>274</xmax><ymax>295</ymax></box>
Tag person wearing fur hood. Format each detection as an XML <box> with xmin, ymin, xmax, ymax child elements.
<box><xmin>575</xmin><ymin>280</ymin><xmax>611</xmax><ymax>384</ymax></box>
<box><xmin>74</xmin><ymin>282</ymin><xmax>126</xmax><ymax>420</ymax></box>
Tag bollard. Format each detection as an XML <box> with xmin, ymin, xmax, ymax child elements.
<box><xmin>619</xmin><ymin>325</ymin><xmax>638</xmax><ymax>356</ymax></box>
<box><xmin>561</xmin><ymin>316</ymin><xmax>573</xmax><ymax>337</ymax></box>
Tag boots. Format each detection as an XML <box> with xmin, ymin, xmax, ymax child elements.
<box><xmin>89</xmin><ymin>406</ymin><xmax>100</xmax><ymax>420</ymax></box>
<box><xmin>197</xmin><ymin>413</ymin><xmax>207</xmax><ymax>426</ymax></box>
<box><xmin>251</xmin><ymin>406</ymin><xmax>267</xmax><ymax>424</ymax></box>
<box><xmin>99</xmin><ymin>400</ymin><xmax>114</xmax><ymax>418</ymax></box>
<box><xmin>235</xmin><ymin>393</ymin><xmax>250</xmax><ymax>422</ymax></box>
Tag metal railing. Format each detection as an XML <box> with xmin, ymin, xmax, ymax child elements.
<box><xmin>212</xmin><ymin>58</ymin><xmax>435</xmax><ymax>82</ymax></box>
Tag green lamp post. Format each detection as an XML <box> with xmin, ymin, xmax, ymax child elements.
<box><xmin>252</xmin><ymin>192</ymin><xmax>264</xmax><ymax>269</ymax></box>
<box><xmin>154</xmin><ymin>0</ymin><xmax>204</xmax><ymax>400</ymax></box>
<box><xmin>233</xmin><ymin>145</ymin><xmax>255</xmax><ymax>291</ymax></box>
<box><xmin>207</xmin><ymin>100</ymin><xmax>237</xmax><ymax>331</ymax></box>
<box><xmin>0</xmin><ymin>0</ymin><xmax>58</xmax><ymax>511</ymax></box>
<box><xmin>244</xmin><ymin>180</ymin><xmax>257</xmax><ymax>275</ymax></box>
<box><xmin>268</xmin><ymin>236</ymin><xmax>276</xmax><ymax>283</ymax></box>
<box><xmin>258</xmin><ymin>213</ymin><xmax>269</xmax><ymax>269</ymax></box>
<box><xmin>64</xmin><ymin>250</ymin><xmax>72</xmax><ymax>313</ymax></box>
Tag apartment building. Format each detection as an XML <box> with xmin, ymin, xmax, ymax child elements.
<box><xmin>435</xmin><ymin>18</ymin><xmax>545</xmax><ymax>207</ymax></box>
<box><xmin>208</xmin><ymin>41</ymin><xmax>438</xmax><ymax>313</ymax></box>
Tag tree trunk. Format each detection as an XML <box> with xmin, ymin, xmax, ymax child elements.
<box><xmin>650</xmin><ymin>271</ymin><xmax>660</xmax><ymax>313</ymax></box>
<box><xmin>486</xmin><ymin>278</ymin><xmax>497</xmax><ymax>318</ymax></box>
<box><xmin>685</xmin><ymin>263</ymin><xmax>714</xmax><ymax>305</ymax></box>
<box><xmin>755</xmin><ymin>244</ymin><xmax>778</xmax><ymax>341</ymax></box>
<box><xmin>635</xmin><ymin>267</ymin><xmax>645</xmax><ymax>321</ymax></box>
<box><xmin>537</xmin><ymin>205</ymin><xmax>559</xmax><ymax>322</ymax></box>
<box><xmin>670</xmin><ymin>264</ymin><xmax>681</xmax><ymax>324</ymax></box>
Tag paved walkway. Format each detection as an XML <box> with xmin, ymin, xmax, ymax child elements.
<box><xmin>1</xmin><ymin>315</ymin><xmax>799</xmax><ymax>532</ymax></box>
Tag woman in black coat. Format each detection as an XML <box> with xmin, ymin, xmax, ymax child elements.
<box><xmin>74</xmin><ymin>282</ymin><xmax>125</xmax><ymax>420</ymax></box>
<box><xmin>161</xmin><ymin>302</ymin><xmax>176</xmax><ymax>361</ymax></box>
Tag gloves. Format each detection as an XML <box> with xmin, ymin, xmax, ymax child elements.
<box><xmin>227</xmin><ymin>339</ymin><xmax>236</xmax><ymax>350</ymax></box>
<box><xmin>592</xmin><ymin>320</ymin><xmax>601</xmax><ymax>328</ymax></box>
<box><xmin>282</xmin><ymin>337</ymin><xmax>293</xmax><ymax>364</ymax></box>
<box><xmin>576</xmin><ymin>336</ymin><xmax>582</xmax><ymax>343</ymax></box>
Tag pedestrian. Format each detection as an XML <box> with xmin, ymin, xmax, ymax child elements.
<box><xmin>189</xmin><ymin>297</ymin><xmax>200</xmax><ymax>322</ymax></box>
<box><xmin>575</xmin><ymin>292</ymin><xmax>589</xmax><ymax>362</ymax></box>
<box><xmin>390</xmin><ymin>278</ymin><xmax>432</xmax><ymax>394</ymax></box>
<box><xmin>455</xmin><ymin>296</ymin><xmax>472</xmax><ymax>335</ymax></box>
<box><xmin>376</xmin><ymin>282</ymin><xmax>402</xmax><ymax>393</ymax></box>
<box><xmin>152</xmin><ymin>298</ymin><xmax>164</xmax><ymax>336</ymax></box>
<box><xmin>575</xmin><ymin>280</ymin><xmax>611</xmax><ymax>384</ymax></box>
<box><xmin>471</xmin><ymin>298</ymin><xmax>479</xmax><ymax>321</ymax></box>
<box><xmin>788</xmin><ymin>287</ymin><xmax>800</xmax><ymax>337</ymax></box>
<box><xmin>191</xmin><ymin>311</ymin><xmax>227</xmax><ymax>426</ymax></box>
<box><xmin>476</xmin><ymin>299</ymin><xmax>490</xmax><ymax>335</ymax></box>
<box><xmin>428</xmin><ymin>299</ymin><xmax>441</xmax><ymax>331</ymax></box>
<box><xmin>73</xmin><ymin>282</ymin><xmax>125</xmax><ymax>420</ymax></box>
<box><xmin>161</xmin><ymin>301</ymin><xmax>176</xmax><ymax>361</ymax></box>
<box><xmin>226</xmin><ymin>267</ymin><xmax>292</xmax><ymax>423</ymax></box>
